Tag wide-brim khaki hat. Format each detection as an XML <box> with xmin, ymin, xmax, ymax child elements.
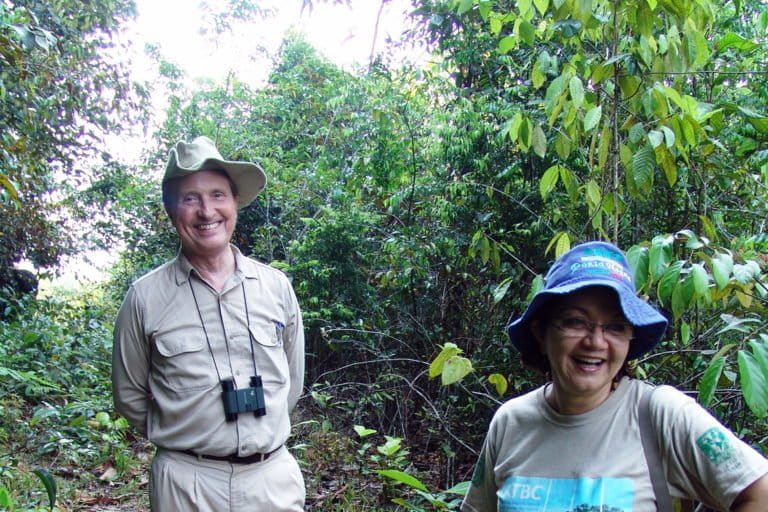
<box><xmin>163</xmin><ymin>135</ymin><xmax>266</xmax><ymax>209</ymax></box>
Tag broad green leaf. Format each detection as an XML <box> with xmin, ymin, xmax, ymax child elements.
<box><xmin>649</xmin><ymin>235</ymin><xmax>672</xmax><ymax>281</ymax></box>
<box><xmin>509</xmin><ymin>112</ymin><xmax>523</xmax><ymax>140</ymax></box>
<box><xmin>518</xmin><ymin>0</ymin><xmax>533</xmax><ymax>15</ymax></box>
<box><xmin>680</xmin><ymin>322</ymin><xmax>691</xmax><ymax>344</ymax></box>
<box><xmin>378</xmin><ymin>470</ymin><xmax>429</xmax><ymax>492</ymax></box>
<box><xmin>716</xmin><ymin>32</ymin><xmax>760</xmax><ymax>52</ymax></box>
<box><xmin>698</xmin><ymin>356</ymin><xmax>724</xmax><ymax>407</ymax></box>
<box><xmin>446</xmin><ymin>481</ymin><xmax>472</xmax><ymax>495</ymax></box>
<box><xmin>690</xmin><ymin>263</ymin><xmax>709</xmax><ymax>297</ymax></box>
<box><xmin>377</xmin><ymin>436</ymin><xmax>402</xmax><ymax>456</ymax></box>
<box><xmin>555</xmin><ymin>231</ymin><xmax>571</xmax><ymax>258</ymax></box>
<box><xmin>748</xmin><ymin>339</ymin><xmax>768</xmax><ymax>376</ymax></box>
<box><xmin>583</xmin><ymin>105</ymin><xmax>602</xmax><ymax>132</ymax></box>
<box><xmin>0</xmin><ymin>487</ymin><xmax>12</xmax><ymax>508</ymax></box>
<box><xmin>481</xmin><ymin>235</ymin><xmax>490</xmax><ymax>263</ymax></box>
<box><xmin>585</xmin><ymin>180</ymin><xmax>601</xmax><ymax>208</ymax></box>
<box><xmin>488</xmin><ymin>373</ymin><xmax>508</xmax><ymax>396</ymax></box>
<box><xmin>528</xmin><ymin>274</ymin><xmax>545</xmax><ymax>300</ymax></box>
<box><xmin>638</xmin><ymin>35</ymin><xmax>653</xmax><ymax>65</ymax></box>
<box><xmin>656</xmin><ymin>146</ymin><xmax>678</xmax><ymax>187</ymax></box>
<box><xmin>629</xmin><ymin>123</ymin><xmax>645</xmax><ymax>144</ymax></box>
<box><xmin>693</xmin><ymin>29</ymin><xmax>710</xmax><ymax>68</ymax></box>
<box><xmin>716</xmin><ymin>314</ymin><xmax>760</xmax><ymax>335</ymax></box>
<box><xmin>429</xmin><ymin>343</ymin><xmax>462</xmax><ymax>378</ymax></box>
<box><xmin>559</xmin><ymin>166</ymin><xmax>578</xmax><ymax>198</ymax></box>
<box><xmin>671</xmin><ymin>281</ymin><xmax>685</xmax><ymax>320</ymax></box>
<box><xmin>555</xmin><ymin>131</ymin><xmax>572</xmax><ymax>158</ymax></box>
<box><xmin>569</xmin><ymin>76</ymin><xmax>584</xmax><ymax>108</ymax></box>
<box><xmin>545</xmin><ymin>75</ymin><xmax>567</xmax><ymax>105</ymax></box>
<box><xmin>657</xmin><ymin>260</ymin><xmax>683</xmax><ymax>305</ymax></box>
<box><xmin>441</xmin><ymin>355</ymin><xmax>474</xmax><ymax>385</ymax></box>
<box><xmin>532</xmin><ymin>61</ymin><xmax>546</xmax><ymax>88</ymax></box>
<box><xmin>626</xmin><ymin>245</ymin><xmax>650</xmax><ymax>291</ymax></box>
<box><xmin>533</xmin><ymin>0</ymin><xmax>549</xmax><ymax>15</ymax></box>
<box><xmin>354</xmin><ymin>425</ymin><xmax>377</xmax><ymax>438</ymax></box>
<box><xmin>0</xmin><ymin>174</ymin><xmax>19</xmax><ymax>202</ymax></box>
<box><xmin>632</xmin><ymin>144</ymin><xmax>655</xmax><ymax>192</ymax></box>
<box><xmin>499</xmin><ymin>35</ymin><xmax>516</xmax><ymax>54</ymax></box>
<box><xmin>532</xmin><ymin>123</ymin><xmax>547</xmax><ymax>157</ymax></box>
<box><xmin>680</xmin><ymin>271</ymin><xmax>696</xmax><ymax>308</ymax></box>
<box><xmin>519</xmin><ymin>19</ymin><xmax>535</xmax><ymax>47</ymax></box>
<box><xmin>699</xmin><ymin>215</ymin><xmax>717</xmax><ymax>242</ymax></box>
<box><xmin>492</xmin><ymin>277</ymin><xmax>513</xmax><ymax>304</ymax></box>
<box><xmin>540</xmin><ymin>165</ymin><xmax>560</xmax><ymax>200</ymax></box>
<box><xmin>733</xmin><ymin>262</ymin><xmax>760</xmax><ymax>284</ymax></box>
<box><xmin>711</xmin><ymin>252</ymin><xmax>733</xmax><ymax>290</ymax></box>
<box><xmin>648</xmin><ymin>130</ymin><xmax>663</xmax><ymax>148</ymax></box>
<box><xmin>738</xmin><ymin>350</ymin><xmax>768</xmax><ymax>418</ymax></box>
<box><xmin>457</xmin><ymin>0</ymin><xmax>474</xmax><ymax>15</ymax></box>
<box><xmin>33</xmin><ymin>468</ymin><xmax>57</xmax><ymax>509</ymax></box>
<box><xmin>736</xmin><ymin>288</ymin><xmax>753</xmax><ymax>307</ymax></box>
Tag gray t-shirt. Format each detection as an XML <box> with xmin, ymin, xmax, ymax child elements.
<box><xmin>462</xmin><ymin>378</ymin><xmax>768</xmax><ymax>511</ymax></box>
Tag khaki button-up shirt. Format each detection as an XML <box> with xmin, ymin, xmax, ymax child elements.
<box><xmin>112</xmin><ymin>246</ymin><xmax>304</xmax><ymax>457</ymax></box>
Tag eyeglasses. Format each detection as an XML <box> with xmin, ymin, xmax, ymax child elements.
<box><xmin>551</xmin><ymin>316</ymin><xmax>634</xmax><ymax>342</ymax></box>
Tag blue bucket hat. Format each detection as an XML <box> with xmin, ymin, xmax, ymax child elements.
<box><xmin>506</xmin><ymin>241</ymin><xmax>668</xmax><ymax>360</ymax></box>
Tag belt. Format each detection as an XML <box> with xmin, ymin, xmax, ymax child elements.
<box><xmin>181</xmin><ymin>445</ymin><xmax>280</xmax><ymax>464</ymax></box>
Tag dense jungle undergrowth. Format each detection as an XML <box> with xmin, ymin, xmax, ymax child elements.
<box><xmin>0</xmin><ymin>288</ymin><xmax>478</xmax><ymax>511</ymax></box>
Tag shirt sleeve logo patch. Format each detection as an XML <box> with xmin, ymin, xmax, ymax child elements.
<box><xmin>696</xmin><ymin>427</ymin><xmax>734</xmax><ymax>465</ymax></box>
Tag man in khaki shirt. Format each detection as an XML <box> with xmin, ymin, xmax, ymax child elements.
<box><xmin>112</xmin><ymin>136</ymin><xmax>305</xmax><ymax>511</ymax></box>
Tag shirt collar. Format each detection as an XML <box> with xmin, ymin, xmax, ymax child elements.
<box><xmin>172</xmin><ymin>244</ymin><xmax>259</xmax><ymax>286</ymax></box>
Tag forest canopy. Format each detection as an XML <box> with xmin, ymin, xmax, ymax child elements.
<box><xmin>1</xmin><ymin>0</ymin><xmax>767</xmax><ymax>510</ymax></box>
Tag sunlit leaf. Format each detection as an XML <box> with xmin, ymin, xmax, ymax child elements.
<box><xmin>492</xmin><ymin>278</ymin><xmax>513</xmax><ymax>304</ymax></box>
<box><xmin>353</xmin><ymin>425</ymin><xmax>377</xmax><ymax>438</ymax></box>
<box><xmin>378</xmin><ymin>470</ymin><xmax>429</xmax><ymax>492</ymax></box>
<box><xmin>532</xmin><ymin>123</ymin><xmax>547</xmax><ymax>157</ymax></box>
<box><xmin>711</xmin><ymin>252</ymin><xmax>733</xmax><ymax>290</ymax></box>
<box><xmin>488</xmin><ymin>373</ymin><xmax>508</xmax><ymax>396</ymax></box>
<box><xmin>540</xmin><ymin>165</ymin><xmax>560</xmax><ymax>200</ymax></box>
<box><xmin>441</xmin><ymin>356</ymin><xmax>474</xmax><ymax>385</ymax></box>
<box><xmin>583</xmin><ymin>105</ymin><xmax>602</xmax><ymax>132</ymax></box>
<box><xmin>429</xmin><ymin>343</ymin><xmax>462</xmax><ymax>379</ymax></box>
<box><xmin>569</xmin><ymin>76</ymin><xmax>584</xmax><ymax>109</ymax></box>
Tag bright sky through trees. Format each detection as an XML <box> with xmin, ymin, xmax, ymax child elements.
<box><xmin>130</xmin><ymin>0</ymin><xmax>417</xmax><ymax>85</ymax></box>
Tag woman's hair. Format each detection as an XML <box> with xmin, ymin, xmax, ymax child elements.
<box><xmin>162</xmin><ymin>168</ymin><xmax>239</xmax><ymax>219</ymax></box>
<box><xmin>522</xmin><ymin>293</ymin><xmax>635</xmax><ymax>380</ymax></box>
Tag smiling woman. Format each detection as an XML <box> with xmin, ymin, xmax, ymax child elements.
<box><xmin>461</xmin><ymin>241</ymin><xmax>768</xmax><ymax>512</ymax></box>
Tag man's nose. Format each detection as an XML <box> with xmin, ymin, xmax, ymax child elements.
<box><xmin>197</xmin><ymin>198</ymin><xmax>212</xmax><ymax>216</ymax></box>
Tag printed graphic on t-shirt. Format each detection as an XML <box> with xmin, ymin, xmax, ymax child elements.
<box><xmin>498</xmin><ymin>476</ymin><xmax>634</xmax><ymax>511</ymax></box>
<box><xmin>696</xmin><ymin>427</ymin><xmax>732</xmax><ymax>464</ymax></box>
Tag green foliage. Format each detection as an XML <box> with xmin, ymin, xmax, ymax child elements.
<box><xmin>0</xmin><ymin>288</ymin><xmax>143</xmax><ymax>509</ymax></box>
<box><xmin>0</xmin><ymin>0</ymin><xmax>149</xmax><ymax>294</ymax></box>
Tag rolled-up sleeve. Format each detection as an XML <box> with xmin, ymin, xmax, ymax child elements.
<box><xmin>112</xmin><ymin>286</ymin><xmax>150</xmax><ymax>435</ymax></box>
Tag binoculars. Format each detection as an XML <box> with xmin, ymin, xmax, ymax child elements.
<box><xmin>221</xmin><ymin>377</ymin><xmax>266</xmax><ymax>422</ymax></box>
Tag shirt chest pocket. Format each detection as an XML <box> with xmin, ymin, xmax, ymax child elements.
<box><xmin>248</xmin><ymin>323</ymin><xmax>288</xmax><ymax>384</ymax></box>
<box><xmin>153</xmin><ymin>334</ymin><xmax>217</xmax><ymax>392</ymax></box>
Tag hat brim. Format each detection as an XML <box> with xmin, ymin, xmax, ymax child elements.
<box><xmin>165</xmin><ymin>155</ymin><xmax>267</xmax><ymax>209</ymax></box>
<box><xmin>506</xmin><ymin>279</ymin><xmax>668</xmax><ymax>360</ymax></box>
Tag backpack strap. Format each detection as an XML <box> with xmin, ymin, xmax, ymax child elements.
<box><xmin>639</xmin><ymin>385</ymin><xmax>675</xmax><ymax>511</ymax></box>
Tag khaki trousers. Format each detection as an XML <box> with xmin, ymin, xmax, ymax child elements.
<box><xmin>150</xmin><ymin>445</ymin><xmax>305</xmax><ymax>511</ymax></box>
